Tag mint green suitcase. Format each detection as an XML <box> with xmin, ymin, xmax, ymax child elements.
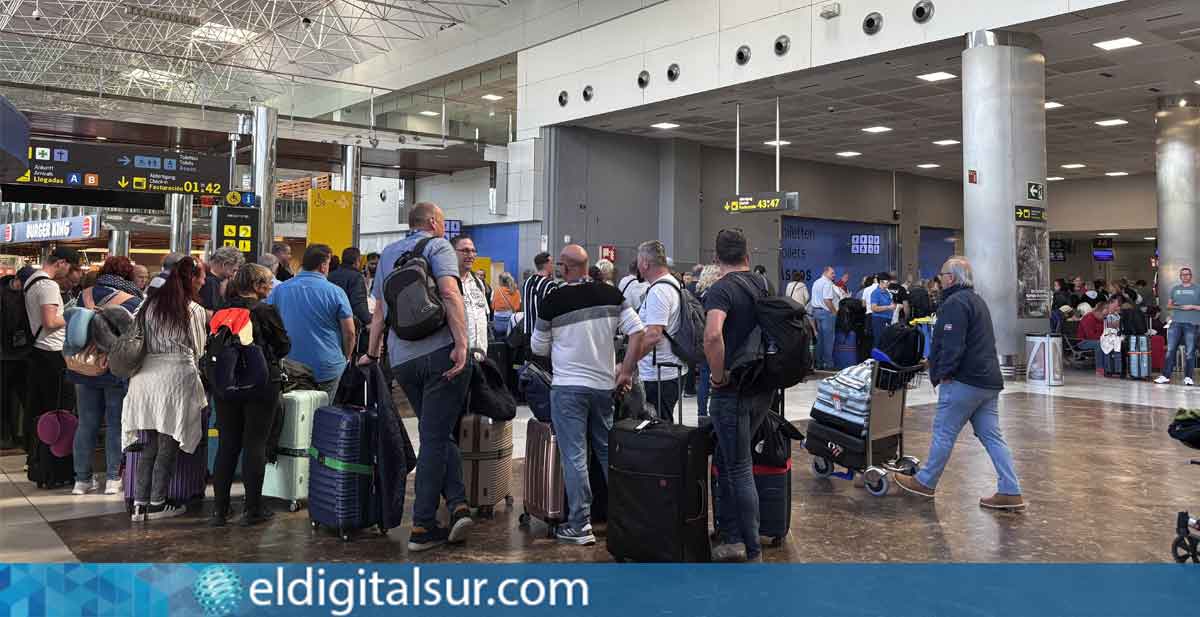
<box><xmin>263</xmin><ymin>390</ymin><xmax>327</xmax><ymax>511</ymax></box>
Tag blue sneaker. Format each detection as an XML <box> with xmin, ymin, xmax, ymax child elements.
<box><xmin>555</xmin><ymin>524</ymin><xmax>596</xmax><ymax>546</ymax></box>
<box><xmin>408</xmin><ymin>526</ymin><xmax>450</xmax><ymax>552</ymax></box>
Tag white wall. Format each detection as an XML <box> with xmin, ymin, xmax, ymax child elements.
<box><xmin>1047</xmin><ymin>174</ymin><xmax>1156</xmax><ymax>233</ymax></box>
<box><xmin>516</xmin><ymin>0</ymin><xmax>1125</xmax><ymax>138</ymax></box>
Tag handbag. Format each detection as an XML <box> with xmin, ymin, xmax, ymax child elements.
<box><xmin>108</xmin><ymin>308</ymin><xmax>148</xmax><ymax>379</ymax></box>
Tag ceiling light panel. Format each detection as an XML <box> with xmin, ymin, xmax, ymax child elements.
<box><xmin>1061</xmin><ymin>163</ymin><xmax>1087</xmax><ymax>169</ymax></box>
<box><xmin>419</xmin><ymin>110</ymin><xmax>440</xmax><ymax>117</ymax></box>
<box><xmin>1105</xmin><ymin>171</ymin><xmax>1129</xmax><ymax>176</ymax></box>
<box><xmin>861</xmin><ymin>126</ymin><xmax>892</xmax><ymax>133</ymax></box>
<box><xmin>917</xmin><ymin>72</ymin><xmax>956</xmax><ymax>82</ymax></box>
<box><xmin>917</xmin><ymin>163</ymin><xmax>940</xmax><ymax>169</ymax></box>
<box><xmin>932</xmin><ymin>139</ymin><xmax>960</xmax><ymax>146</ymax></box>
<box><xmin>1046</xmin><ymin>177</ymin><xmax>1065</xmax><ymax>181</ymax></box>
<box><xmin>764</xmin><ymin>140</ymin><xmax>791</xmax><ymax>146</ymax></box>
<box><xmin>1095</xmin><ymin>119</ymin><xmax>1128</xmax><ymax>127</ymax></box>
<box><xmin>1044</xmin><ymin>102</ymin><xmax>1064</xmax><ymax>109</ymax></box>
<box><xmin>1093</xmin><ymin>37</ymin><xmax>1142</xmax><ymax>51</ymax></box>
<box><xmin>651</xmin><ymin>122</ymin><xmax>680</xmax><ymax>129</ymax></box>
<box><xmin>1097</xmin><ymin>232</ymin><xmax>1120</xmax><ymax>236</ymax></box>
<box><xmin>481</xmin><ymin>94</ymin><xmax>504</xmax><ymax>101</ymax></box>
<box><xmin>836</xmin><ymin>151</ymin><xmax>862</xmax><ymax>157</ymax></box>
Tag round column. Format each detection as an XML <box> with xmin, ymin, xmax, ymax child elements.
<box><xmin>962</xmin><ymin>30</ymin><xmax>1049</xmax><ymax>378</ymax></box>
<box><xmin>341</xmin><ymin>144</ymin><xmax>362</xmax><ymax>248</ymax></box>
<box><xmin>1155</xmin><ymin>96</ymin><xmax>1200</xmax><ymax>307</ymax></box>
<box><xmin>107</xmin><ymin>229</ymin><xmax>129</xmax><ymax>258</ymax></box>
<box><xmin>167</xmin><ymin>193</ymin><xmax>193</xmax><ymax>255</ymax></box>
<box><xmin>252</xmin><ymin>105</ymin><xmax>278</xmax><ymax>258</ymax></box>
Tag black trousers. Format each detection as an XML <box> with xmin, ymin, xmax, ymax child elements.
<box><xmin>213</xmin><ymin>385</ymin><xmax>281</xmax><ymax>514</ymax></box>
<box><xmin>1</xmin><ymin>360</ymin><xmax>26</xmax><ymax>448</ymax></box>
<box><xmin>644</xmin><ymin>378</ymin><xmax>681</xmax><ymax>424</ymax></box>
<box><xmin>24</xmin><ymin>349</ymin><xmax>74</xmax><ymax>454</ymax></box>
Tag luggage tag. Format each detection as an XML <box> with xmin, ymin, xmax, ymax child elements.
<box><xmin>635</xmin><ymin>419</ymin><xmax>653</xmax><ymax>432</ymax></box>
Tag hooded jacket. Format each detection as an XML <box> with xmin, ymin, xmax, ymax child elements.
<box><xmin>928</xmin><ymin>284</ymin><xmax>1003</xmax><ymax>391</ymax></box>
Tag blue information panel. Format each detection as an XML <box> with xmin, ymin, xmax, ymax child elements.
<box><xmin>780</xmin><ymin>216</ymin><xmax>896</xmax><ymax>292</ymax></box>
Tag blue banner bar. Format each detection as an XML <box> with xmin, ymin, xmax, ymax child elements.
<box><xmin>0</xmin><ymin>563</ymin><xmax>1193</xmax><ymax>617</ymax></box>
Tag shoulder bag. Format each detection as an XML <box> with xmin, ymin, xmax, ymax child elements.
<box><xmin>108</xmin><ymin>307</ymin><xmax>148</xmax><ymax>379</ymax></box>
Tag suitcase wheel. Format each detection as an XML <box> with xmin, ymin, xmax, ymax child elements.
<box><xmin>340</xmin><ymin>530</ymin><xmax>352</xmax><ymax>542</ymax></box>
<box><xmin>310</xmin><ymin>520</ymin><xmax>320</xmax><ymax>530</ymax></box>
<box><xmin>518</xmin><ymin>512</ymin><xmax>530</xmax><ymax>527</ymax></box>
<box><xmin>864</xmin><ymin>468</ymin><xmax>889</xmax><ymax>497</ymax></box>
<box><xmin>378</xmin><ymin>525</ymin><xmax>389</xmax><ymax>536</ymax></box>
<box><xmin>288</xmin><ymin>500</ymin><xmax>301</xmax><ymax>513</ymax></box>
<box><xmin>1171</xmin><ymin>536</ymin><xmax>1198</xmax><ymax>563</ymax></box>
<box><xmin>505</xmin><ymin>495</ymin><xmax>514</xmax><ymax>507</ymax></box>
<box><xmin>898</xmin><ymin>456</ymin><xmax>920</xmax><ymax>475</ymax></box>
<box><xmin>811</xmin><ymin>457</ymin><xmax>834</xmax><ymax>478</ymax></box>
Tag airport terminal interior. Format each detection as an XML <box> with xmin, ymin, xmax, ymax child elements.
<box><xmin>1</xmin><ymin>0</ymin><xmax>1200</xmax><ymax>564</ymax></box>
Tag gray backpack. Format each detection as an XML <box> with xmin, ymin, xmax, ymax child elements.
<box><xmin>646</xmin><ymin>278</ymin><xmax>706</xmax><ymax>365</ymax></box>
<box><xmin>383</xmin><ymin>237</ymin><xmax>446</xmax><ymax>341</ymax></box>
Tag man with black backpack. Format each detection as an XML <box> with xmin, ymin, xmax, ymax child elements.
<box><xmin>21</xmin><ymin>247</ymin><xmax>82</xmax><ymax>454</ymax></box>
<box><xmin>362</xmin><ymin>201</ymin><xmax>474</xmax><ymax>553</ymax></box>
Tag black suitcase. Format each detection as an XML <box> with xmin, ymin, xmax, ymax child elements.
<box><xmin>810</xmin><ymin>406</ymin><xmax>867</xmax><ymax>439</ymax></box>
<box><xmin>804</xmin><ymin>421</ymin><xmax>869</xmax><ymax>470</ymax></box>
<box><xmin>712</xmin><ymin>461</ymin><xmax>792</xmax><ymax>548</ymax></box>
<box><xmin>28</xmin><ymin>440</ymin><xmax>73</xmax><ymax>489</ymax></box>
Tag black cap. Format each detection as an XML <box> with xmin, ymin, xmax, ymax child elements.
<box><xmin>16</xmin><ymin>266</ymin><xmax>35</xmax><ymax>284</ymax></box>
<box><xmin>49</xmin><ymin>247</ymin><xmax>82</xmax><ymax>266</ymax></box>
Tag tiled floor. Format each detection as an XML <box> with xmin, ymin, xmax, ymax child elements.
<box><xmin>5</xmin><ymin>371</ymin><xmax>1200</xmax><ymax>563</ymax></box>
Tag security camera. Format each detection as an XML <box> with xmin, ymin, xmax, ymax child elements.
<box><xmin>827</xmin><ymin>105</ymin><xmax>837</xmax><ymax>113</ymax></box>
<box><xmin>301</xmin><ymin>16</ymin><xmax>312</xmax><ymax>28</ymax></box>
<box><xmin>369</xmin><ymin>136</ymin><xmax>379</xmax><ymax>148</ymax></box>
<box><xmin>31</xmin><ymin>7</ymin><xmax>42</xmax><ymax>20</ymax></box>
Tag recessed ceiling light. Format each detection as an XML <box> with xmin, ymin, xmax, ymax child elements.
<box><xmin>1093</xmin><ymin>37</ymin><xmax>1142</xmax><ymax>51</ymax></box>
<box><xmin>95</xmin><ymin>136</ymin><xmax>107</xmax><ymax>141</ymax></box>
<box><xmin>917</xmin><ymin>71</ymin><xmax>956</xmax><ymax>82</ymax></box>
<box><xmin>1046</xmin><ymin>176</ymin><xmax>1065</xmax><ymax>181</ymax></box>
<box><xmin>916</xmin><ymin>163</ymin><xmax>941</xmax><ymax>169</ymax></box>
<box><xmin>481</xmin><ymin>94</ymin><xmax>504</xmax><ymax>101</ymax></box>
<box><xmin>1195</xmin><ymin>80</ymin><xmax>1200</xmax><ymax>86</ymax></box>
<box><xmin>1095</xmin><ymin>118</ymin><xmax>1128</xmax><ymax>127</ymax></box>
<box><xmin>1044</xmin><ymin>101</ymin><xmax>1064</xmax><ymax>109</ymax></box>
<box><xmin>932</xmin><ymin>139</ymin><xmax>960</xmax><ymax>146</ymax></box>
<box><xmin>419</xmin><ymin>110</ymin><xmax>440</xmax><ymax>117</ymax></box>
<box><xmin>862</xmin><ymin>126</ymin><xmax>892</xmax><ymax>133</ymax></box>
<box><xmin>1097</xmin><ymin>232</ymin><xmax>1120</xmax><ymax>237</ymax></box>
<box><xmin>1106</xmin><ymin>171</ymin><xmax>1129</xmax><ymax>176</ymax></box>
<box><xmin>764</xmin><ymin>140</ymin><xmax>791</xmax><ymax>146</ymax></box>
<box><xmin>1145</xmin><ymin>236</ymin><xmax>1157</xmax><ymax>241</ymax></box>
<box><xmin>836</xmin><ymin>151</ymin><xmax>862</xmax><ymax>158</ymax></box>
<box><xmin>1061</xmin><ymin>163</ymin><xmax>1087</xmax><ymax>169</ymax></box>
<box><xmin>650</xmin><ymin>122</ymin><xmax>679</xmax><ymax>129</ymax></box>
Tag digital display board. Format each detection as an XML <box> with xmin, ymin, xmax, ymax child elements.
<box><xmin>722</xmin><ymin>191</ymin><xmax>799</xmax><ymax>214</ymax></box>
<box><xmin>13</xmin><ymin>139</ymin><xmax>228</xmax><ymax>196</ymax></box>
<box><xmin>211</xmin><ymin>207</ymin><xmax>259</xmax><ymax>260</ymax></box>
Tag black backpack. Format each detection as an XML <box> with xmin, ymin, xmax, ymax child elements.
<box><xmin>836</xmin><ymin>297</ymin><xmax>866</xmax><ymax>334</ymax></box>
<box><xmin>1</xmin><ymin>275</ymin><xmax>51</xmax><ymax>361</ymax></box>
<box><xmin>908</xmin><ymin>286</ymin><xmax>933</xmax><ymax>320</ymax></box>
<box><xmin>645</xmin><ymin>278</ymin><xmax>707</xmax><ymax>365</ymax></box>
<box><xmin>874</xmin><ymin>323</ymin><xmax>924</xmax><ymax>368</ymax></box>
<box><xmin>728</xmin><ymin>273</ymin><xmax>813</xmax><ymax>394</ymax></box>
<box><xmin>1120</xmin><ymin>308</ymin><xmax>1148</xmax><ymax>336</ymax></box>
<box><xmin>201</xmin><ymin>307</ymin><xmax>270</xmax><ymax>401</ymax></box>
<box><xmin>383</xmin><ymin>237</ymin><xmax>446</xmax><ymax>341</ymax></box>
<box><xmin>1168</xmin><ymin>409</ymin><xmax>1200</xmax><ymax>450</ymax></box>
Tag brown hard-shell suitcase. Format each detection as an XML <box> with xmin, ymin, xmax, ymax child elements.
<box><xmin>519</xmin><ymin>418</ymin><xmax>567</xmax><ymax>535</ymax></box>
<box><xmin>459</xmin><ymin>414</ymin><xmax>513</xmax><ymax>518</ymax></box>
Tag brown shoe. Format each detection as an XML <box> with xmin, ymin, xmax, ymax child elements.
<box><xmin>980</xmin><ymin>493</ymin><xmax>1026</xmax><ymax>510</ymax></box>
<box><xmin>894</xmin><ymin>474</ymin><xmax>935</xmax><ymax>498</ymax></box>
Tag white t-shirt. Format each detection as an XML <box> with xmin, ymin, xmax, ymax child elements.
<box><xmin>462</xmin><ymin>273</ymin><xmax>490</xmax><ymax>354</ymax></box>
<box><xmin>785</xmin><ymin>280</ymin><xmax>810</xmax><ymax>306</ymax></box>
<box><xmin>637</xmin><ymin>274</ymin><xmax>688</xmax><ymax>382</ymax></box>
<box><xmin>862</xmin><ymin>282</ymin><xmax>879</xmax><ymax>311</ymax></box>
<box><xmin>24</xmin><ymin>272</ymin><xmax>65</xmax><ymax>352</ymax></box>
<box><xmin>619</xmin><ymin>274</ymin><xmax>647</xmax><ymax>310</ymax></box>
<box><xmin>809</xmin><ymin>276</ymin><xmax>835</xmax><ymax>312</ymax></box>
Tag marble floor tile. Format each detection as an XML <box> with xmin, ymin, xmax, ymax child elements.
<box><xmin>0</xmin><ymin>522</ymin><xmax>77</xmax><ymax>563</ymax></box>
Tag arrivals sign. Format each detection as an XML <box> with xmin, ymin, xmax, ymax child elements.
<box><xmin>0</xmin><ymin>215</ymin><xmax>99</xmax><ymax>244</ymax></box>
<box><xmin>13</xmin><ymin>139</ymin><xmax>228</xmax><ymax>196</ymax></box>
<box><xmin>211</xmin><ymin>207</ymin><xmax>259</xmax><ymax>259</ymax></box>
<box><xmin>722</xmin><ymin>191</ymin><xmax>799</xmax><ymax>214</ymax></box>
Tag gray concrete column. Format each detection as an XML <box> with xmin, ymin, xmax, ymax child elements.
<box><xmin>107</xmin><ymin>229</ymin><xmax>130</xmax><ymax>258</ymax></box>
<box><xmin>1155</xmin><ymin>96</ymin><xmax>1200</xmax><ymax>308</ymax></box>
<box><xmin>341</xmin><ymin>144</ymin><xmax>362</xmax><ymax>248</ymax></box>
<box><xmin>167</xmin><ymin>193</ymin><xmax>193</xmax><ymax>255</ymax></box>
<box><xmin>252</xmin><ymin>105</ymin><xmax>278</xmax><ymax>257</ymax></box>
<box><xmin>962</xmin><ymin>30</ymin><xmax>1049</xmax><ymax>377</ymax></box>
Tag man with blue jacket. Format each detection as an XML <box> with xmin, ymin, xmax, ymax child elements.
<box><xmin>894</xmin><ymin>256</ymin><xmax>1025</xmax><ymax>510</ymax></box>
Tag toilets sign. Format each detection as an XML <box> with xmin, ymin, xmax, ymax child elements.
<box><xmin>0</xmin><ymin>215</ymin><xmax>99</xmax><ymax>244</ymax></box>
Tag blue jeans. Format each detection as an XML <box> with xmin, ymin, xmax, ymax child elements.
<box><xmin>394</xmin><ymin>346</ymin><xmax>472</xmax><ymax>529</ymax></box>
<box><xmin>813</xmin><ymin>308</ymin><xmax>836</xmax><ymax>369</ymax></box>
<box><xmin>709</xmin><ymin>389</ymin><xmax>760</xmax><ymax>558</ymax></box>
<box><xmin>1075</xmin><ymin>340</ymin><xmax>1103</xmax><ymax>371</ymax></box>
<box><xmin>871</xmin><ymin>315</ymin><xmax>891</xmax><ymax>349</ymax></box>
<box><xmin>73</xmin><ymin>382</ymin><xmax>125</xmax><ymax>482</ymax></box>
<box><xmin>696</xmin><ymin>364</ymin><xmax>711</xmax><ymax>417</ymax></box>
<box><xmin>1163</xmin><ymin>322</ymin><xmax>1197</xmax><ymax>377</ymax></box>
<box><xmin>550</xmin><ymin>385</ymin><xmax>613</xmax><ymax>531</ymax></box>
<box><xmin>916</xmin><ymin>381</ymin><xmax>1021</xmax><ymax>496</ymax></box>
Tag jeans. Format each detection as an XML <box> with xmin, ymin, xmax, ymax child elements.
<box><xmin>316</xmin><ymin>378</ymin><xmax>340</xmax><ymax>402</ymax></box>
<box><xmin>813</xmin><ymin>308</ymin><xmax>836</xmax><ymax>369</ymax></box>
<box><xmin>134</xmin><ymin>430</ymin><xmax>180</xmax><ymax>504</ymax></box>
<box><xmin>550</xmin><ymin>385</ymin><xmax>613</xmax><ymax>531</ymax></box>
<box><xmin>394</xmin><ymin>345</ymin><xmax>472</xmax><ymax>529</ymax></box>
<box><xmin>915</xmin><ymin>381</ymin><xmax>1021</xmax><ymax>496</ymax></box>
<box><xmin>709</xmin><ymin>389</ymin><xmax>760</xmax><ymax>558</ymax></box>
<box><xmin>1163</xmin><ymin>322</ymin><xmax>1198</xmax><ymax>377</ymax></box>
<box><xmin>1076</xmin><ymin>340</ymin><xmax>1103</xmax><ymax>371</ymax></box>
<box><xmin>73</xmin><ymin>382</ymin><xmax>125</xmax><ymax>482</ymax></box>
<box><xmin>696</xmin><ymin>364</ymin><xmax>711</xmax><ymax>417</ymax></box>
<box><xmin>871</xmin><ymin>316</ymin><xmax>891</xmax><ymax>350</ymax></box>
<box><xmin>644</xmin><ymin>378</ymin><xmax>681</xmax><ymax>424</ymax></box>
<box><xmin>213</xmin><ymin>385</ymin><xmax>280</xmax><ymax>514</ymax></box>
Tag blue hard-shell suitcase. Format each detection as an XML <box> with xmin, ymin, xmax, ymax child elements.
<box><xmin>308</xmin><ymin>404</ymin><xmax>382</xmax><ymax>541</ymax></box>
<box><xmin>833</xmin><ymin>331</ymin><xmax>859</xmax><ymax>370</ymax></box>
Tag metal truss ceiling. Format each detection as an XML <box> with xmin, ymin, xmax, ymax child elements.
<box><xmin>0</xmin><ymin>0</ymin><xmax>507</xmax><ymax>108</ymax></box>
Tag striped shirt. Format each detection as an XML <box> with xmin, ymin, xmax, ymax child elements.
<box><xmin>522</xmin><ymin>273</ymin><xmax>560</xmax><ymax>334</ymax></box>
<box><xmin>530</xmin><ymin>280</ymin><xmax>645</xmax><ymax>390</ymax></box>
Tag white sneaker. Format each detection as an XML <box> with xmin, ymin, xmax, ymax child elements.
<box><xmin>104</xmin><ymin>478</ymin><xmax>122</xmax><ymax>495</ymax></box>
<box><xmin>1155</xmin><ymin>376</ymin><xmax>1171</xmax><ymax>384</ymax></box>
<box><xmin>1186</xmin><ymin>377</ymin><xmax>1195</xmax><ymax>387</ymax></box>
<box><xmin>71</xmin><ymin>478</ymin><xmax>98</xmax><ymax>495</ymax></box>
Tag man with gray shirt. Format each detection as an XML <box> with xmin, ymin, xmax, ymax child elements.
<box><xmin>809</xmin><ymin>267</ymin><xmax>838</xmax><ymax>370</ymax></box>
<box><xmin>1156</xmin><ymin>267</ymin><xmax>1200</xmax><ymax>385</ymax></box>
<box><xmin>362</xmin><ymin>202</ymin><xmax>472</xmax><ymax>553</ymax></box>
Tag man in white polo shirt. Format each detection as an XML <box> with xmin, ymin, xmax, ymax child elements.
<box><xmin>809</xmin><ymin>266</ymin><xmax>838</xmax><ymax>370</ymax></box>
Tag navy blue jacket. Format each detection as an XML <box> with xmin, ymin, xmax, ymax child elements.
<box><xmin>929</xmin><ymin>284</ymin><xmax>1004</xmax><ymax>391</ymax></box>
<box><xmin>327</xmin><ymin>266</ymin><xmax>372</xmax><ymax>328</ymax></box>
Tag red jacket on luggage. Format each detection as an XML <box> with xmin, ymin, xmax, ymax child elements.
<box><xmin>1078</xmin><ymin>312</ymin><xmax>1104</xmax><ymax>341</ymax></box>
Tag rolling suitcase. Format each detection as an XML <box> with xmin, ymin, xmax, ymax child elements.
<box><xmin>833</xmin><ymin>331</ymin><xmax>858</xmax><ymax>370</ymax></box>
<box><xmin>307</xmin><ymin>404</ymin><xmax>381</xmax><ymax>541</ymax></box>
<box><xmin>1103</xmin><ymin>349</ymin><xmax>1123</xmax><ymax>378</ymax></box>
<box><xmin>122</xmin><ymin>409</ymin><xmax>209</xmax><ymax>511</ymax></box>
<box><xmin>27</xmin><ymin>438</ymin><xmax>73</xmax><ymax>489</ymax></box>
<box><xmin>1152</xmin><ymin>335</ymin><xmax>1166</xmax><ymax>373</ymax></box>
<box><xmin>459</xmin><ymin>414</ymin><xmax>514</xmax><ymax>518</ymax></box>
<box><xmin>519</xmin><ymin>418</ymin><xmax>567</xmax><ymax>535</ymax></box>
<box><xmin>263</xmin><ymin>390</ymin><xmax>327</xmax><ymax>512</ymax></box>
<box><xmin>607</xmin><ymin>363</ymin><xmax>711</xmax><ymax>562</ymax></box>
<box><xmin>1127</xmin><ymin>335</ymin><xmax>1150</xmax><ymax>380</ymax></box>
<box><xmin>711</xmin><ymin>460</ymin><xmax>792</xmax><ymax>548</ymax></box>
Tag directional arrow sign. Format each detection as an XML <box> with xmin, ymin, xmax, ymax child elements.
<box><xmin>117</xmin><ymin>155</ymin><xmax>130</xmax><ymax>167</ymax></box>
<box><xmin>117</xmin><ymin>176</ymin><xmax>129</xmax><ymax>188</ymax></box>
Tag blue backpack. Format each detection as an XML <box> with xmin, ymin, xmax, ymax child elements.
<box><xmin>202</xmin><ymin>307</ymin><xmax>269</xmax><ymax>400</ymax></box>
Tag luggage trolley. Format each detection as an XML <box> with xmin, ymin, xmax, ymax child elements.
<box><xmin>806</xmin><ymin>362</ymin><xmax>924</xmax><ymax>497</ymax></box>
